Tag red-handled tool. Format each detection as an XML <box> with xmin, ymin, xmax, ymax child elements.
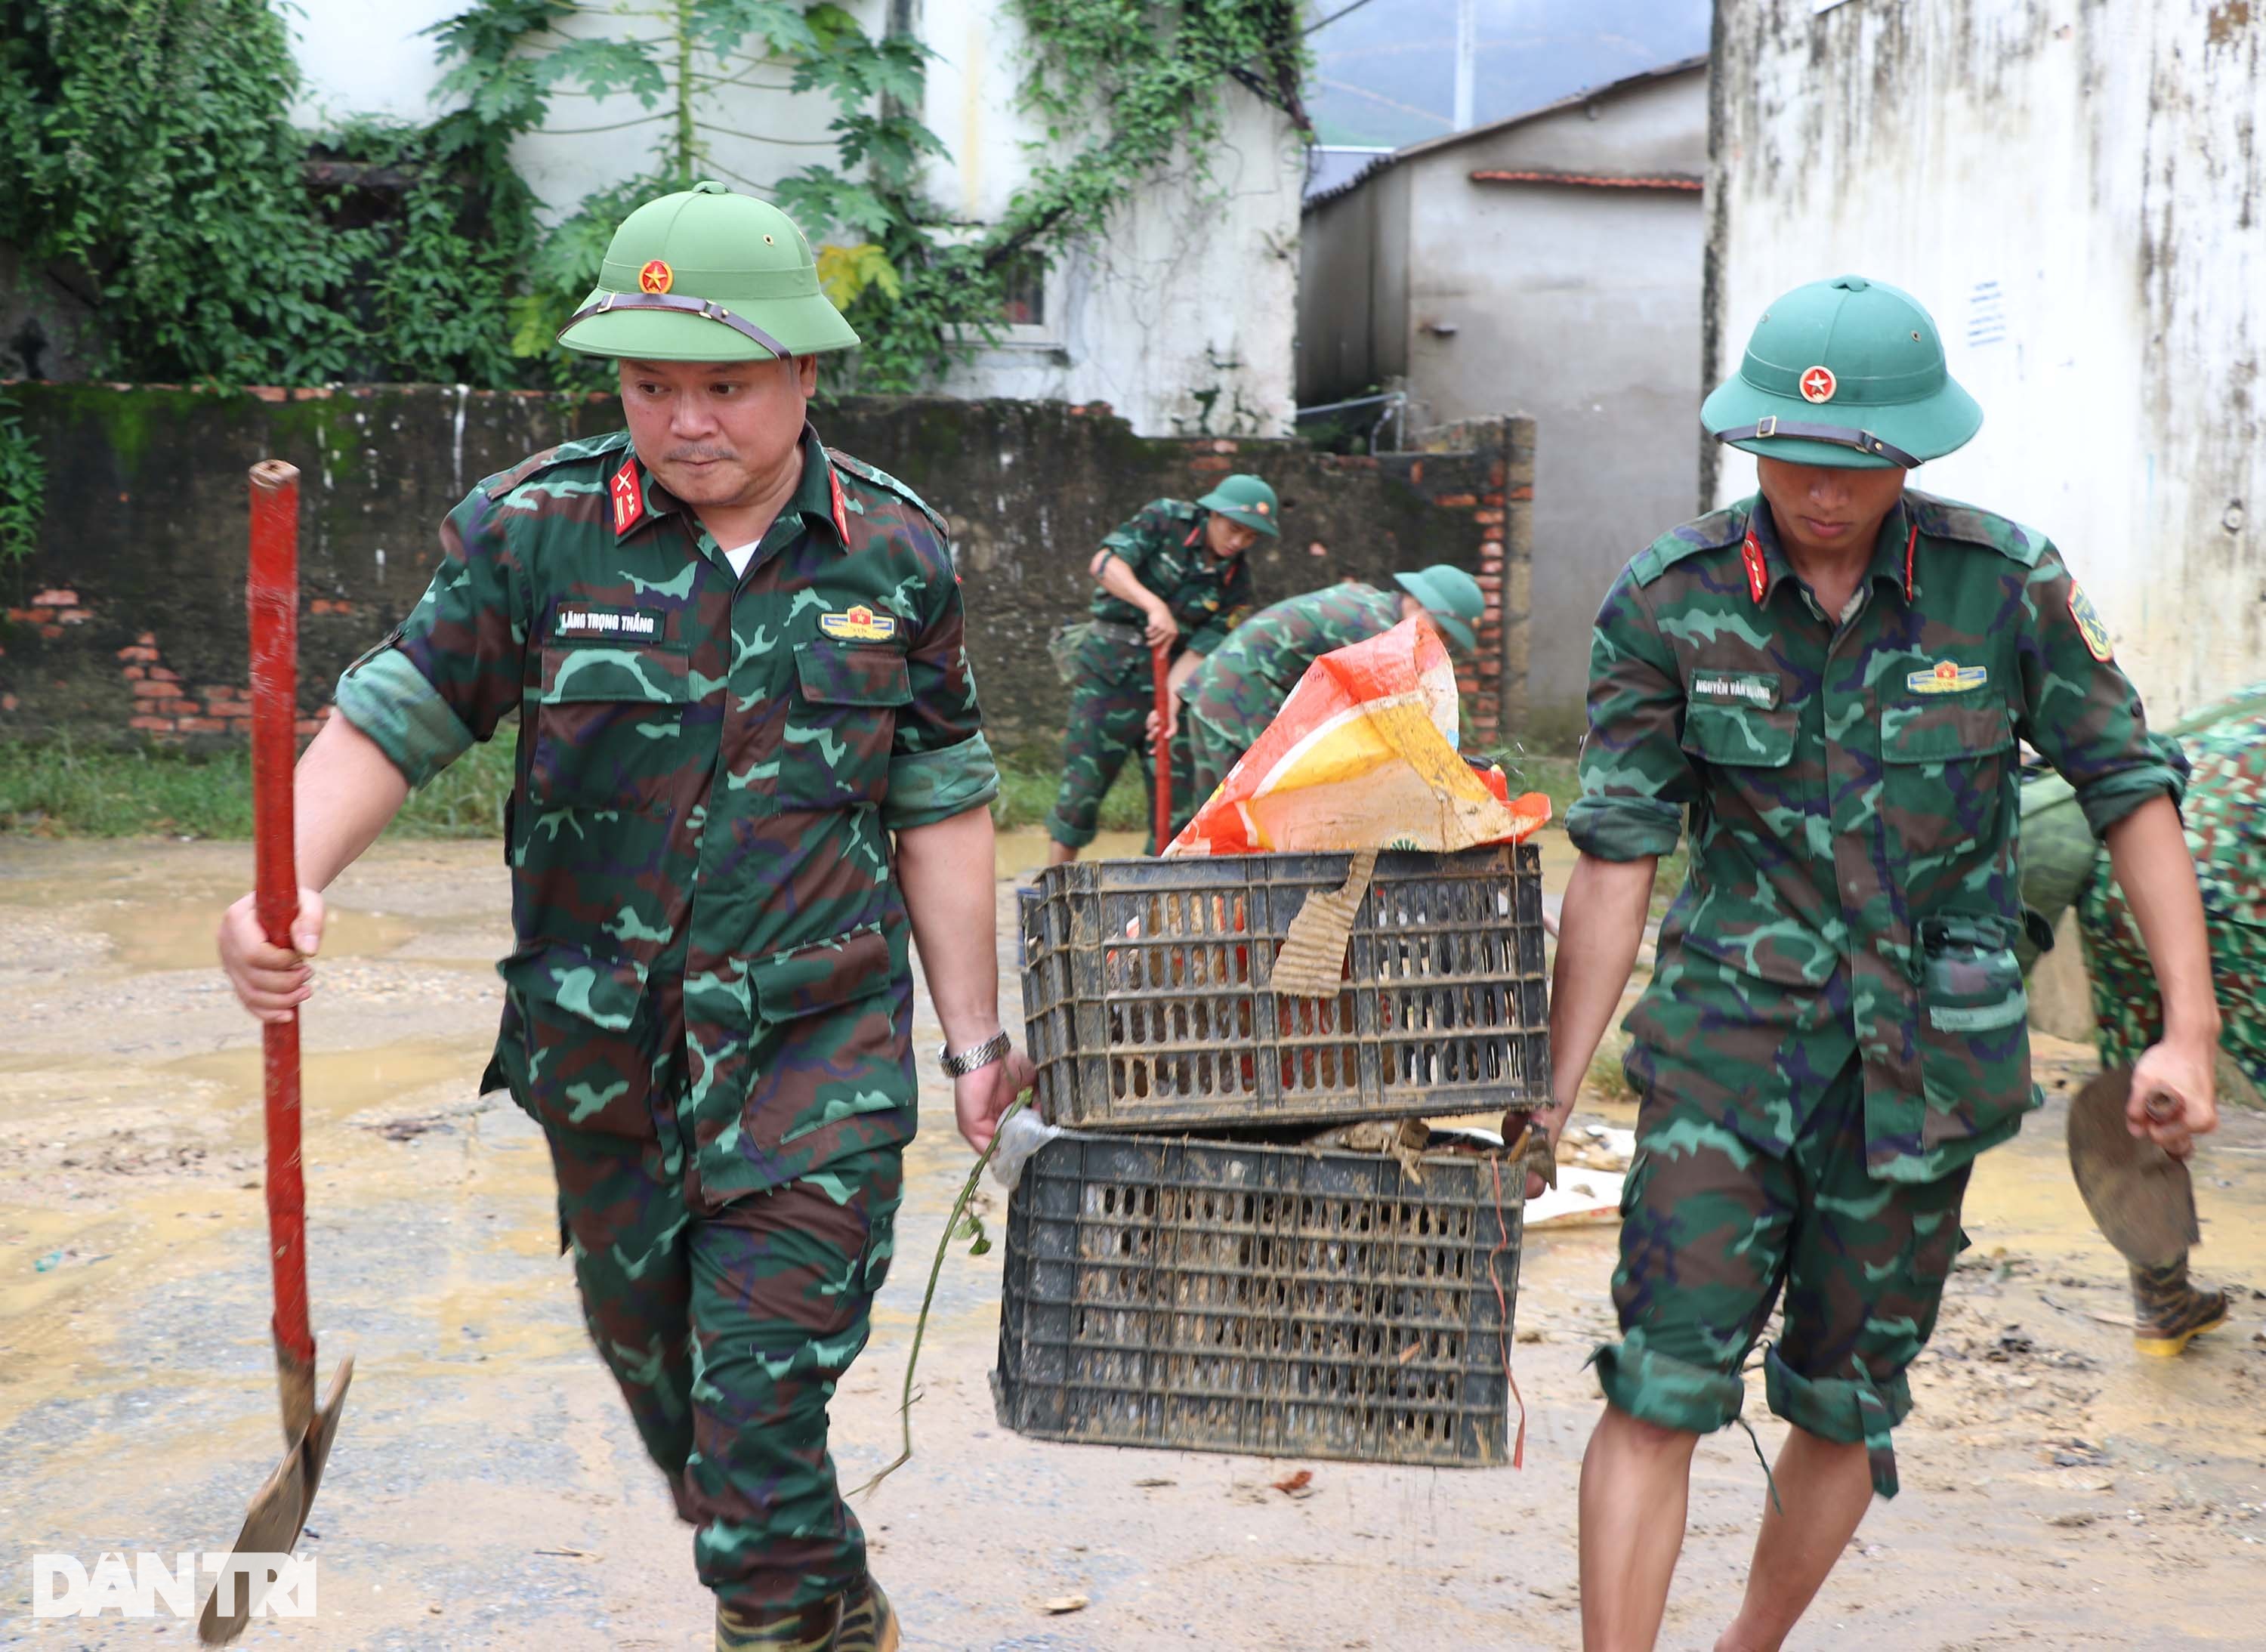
<box><xmin>1150</xmin><ymin>644</ymin><xmax>1173</xmax><ymax>853</ymax></box>
<box><xmin>199</xmin><ymin>461</ymin><xmax>353</xmax><ymax>1647</ymax></box>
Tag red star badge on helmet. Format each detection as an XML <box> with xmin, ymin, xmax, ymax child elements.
<box><xmin>638</xmin><ymin>259</ymin><xmax>674</xmax><ymax>295</ymax></box>
<box><xmin>1800</xmin><ymin>365</ymin><xmax>1837</xmax><ymax>403</ymax></box>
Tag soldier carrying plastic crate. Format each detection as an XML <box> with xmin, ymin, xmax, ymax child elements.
<box><xmin>1538</xmin><ymin>274</ymin><xmax>2218</xmax><ymax>1651</ymax></box>
<box><xmin>215</xmin><ymin>181</ymin><xmax>1034</xmax><ymax>1652</ymax></box>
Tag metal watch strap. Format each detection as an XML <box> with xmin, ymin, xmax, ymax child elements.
<box><xmin>1712</xmin><ymin>415</ymin><xmax>1919</xmax><ymax>468</ymax></box>
<box><xmin>555</xmin><ymin>290</ymin><xmax>792</xmax><ymax>357</ymax></box>
<box><xmin>938</xmin><ymin>1030</ymin><xmax>1011</xmax><ymax>1076</ymax></box>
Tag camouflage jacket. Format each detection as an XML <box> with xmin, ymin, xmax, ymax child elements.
<box><xmin>1181</xmin><ymin>582</ymin><xmax>1403</xmax><ymax>739</ymax></box>
<box><xmin>334</xmin><ymin>425</ymin><xmax>997</xmax><ymax>1196</ymax></box>
<box><xmin>1570</xmin><ymin>490</ymin><xmax>2185</xmax><ymax>1183</ymax></box>
<box><xmin>1082</xmin><ymin>498</ymin><xmax>1254</xmax><ymax>676</ymax></box>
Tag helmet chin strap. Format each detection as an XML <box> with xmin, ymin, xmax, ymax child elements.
<box><xmin>558</xmin><ymin>291</ymin><xmax>791</xmax><ymax>359</ymax></box>
<box><xmin>1712</xmin><ymin>415</ymin><xmax>1920</xmax><ymax>468</ymax></box>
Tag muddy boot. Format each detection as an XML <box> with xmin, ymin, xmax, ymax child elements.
<box><xmin>833</xmin><ymin>1576</ymin><xmax>900</xmax><ymax>1652</ymax></box>
<box><xmin>715</xmin><ymin>1597</ymin><xmax>843</xmax><ymax>1651</ymax></box>
<box><xmin>2130</xmin><ymin>1256</ymin><xmax>2230</xmax><ymax>1357</ymax></box>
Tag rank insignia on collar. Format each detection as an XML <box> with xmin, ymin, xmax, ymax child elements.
<box><xmin>1741</xmin><ymin>529</ymin><xmax>1769</xmax><ymax>604</ymax></box>
<box><xmin>819</xmin><ymin>604</ymin><xmax>898</xmax><ymax>642</ymax></box>
<box><xmin>2068</xmin><ymin>582</ymin><xmax>2114</xmax><ymax>662</ymax></box>
<box><xmin>610</xmin><ymin>458</ymin><xmax>644</xmax><ymax>536</ymax></box>
<box><xmin>1907</xmin><ymin>659</ymin><xmax>1988</xmax><ymax>695</ymax></box>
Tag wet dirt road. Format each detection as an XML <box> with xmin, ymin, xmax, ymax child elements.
<box><xmin>2</xmin><ymin>834</ymin><xmax>2263</xmax><ymax>1650</ymax></box>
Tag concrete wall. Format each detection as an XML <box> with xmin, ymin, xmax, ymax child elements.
<box><xmin>279</xmin><ymin>0</ymin><xmax>1298</xmax><ymax>438</ymax></box>
<box><xmin>1706</xmin><ymin>0</ymin><xmax>2266</xmax><ymax>721</ymax></box>
<box><xmin>1300</xmin><ymin>64</ymin><xmax>1707</xmax><ymax>741</ymax></box>
<box><xmin>0</xmin><ymin>385</ymin><xmax>1529</xmax><ymax>755</ymax></box>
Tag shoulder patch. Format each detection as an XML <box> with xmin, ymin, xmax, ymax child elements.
<box><xmin>1628</xmin><ymin>502</ymin><xmax>1749</xmax><ymax>587</ymax></box>
<box><xmin>2068</xmin><ymin>582</ymin><xmax>2115</xmax><ymax>662</ymax></box>
<box><xmin>478</xmin><ymin>429</ymin><xmax>634</xmax><ymax>503</ymax></box>
<box><xmin>1905</xmin><ymin>489</ymin><xmax>2048</xmax><ymax>567</ymax></box>
<box><xmin>826</xmin><ymin>448</ymin><xmax>949</xmax><ymax>542</ymax></box>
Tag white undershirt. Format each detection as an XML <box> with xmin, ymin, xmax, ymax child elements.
<box><xmin>721</xmin><ymin>540</ymin><xmax>760</xmax><ymax>578</ymax></box>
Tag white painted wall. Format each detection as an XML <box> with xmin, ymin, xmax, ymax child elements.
<box><xmin>282</xmin><ymin>1</ymin><xmax>1298</xmax><ymax>435</ymax></box>
<box><xmin>1709</xmin><ymin>0</ymin><xmax>2266</xmax><ymax>720</ymax></box>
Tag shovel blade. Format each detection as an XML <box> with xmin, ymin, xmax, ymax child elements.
<box><xmin>197</xmin><ymin>1357</ymin><xmax>353</xmax><ymax>1647</ymax></box>
<box><xmin>2067</xmin><ymin>1067</ymin><xmax>2200</xmax><ymax>1267</ymax></box>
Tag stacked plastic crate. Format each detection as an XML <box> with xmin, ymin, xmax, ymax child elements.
<box><xmin>996</xmin><ymin>844</ymin><xmax>1551</xmax><ymax>1468</ymax></box>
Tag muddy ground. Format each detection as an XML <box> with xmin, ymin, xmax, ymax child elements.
<box><xmin>2</xmin><ymin>833</ymin><xmax>2263</xmax><ymax>1650</ymax></box>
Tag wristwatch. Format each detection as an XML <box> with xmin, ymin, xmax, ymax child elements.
<box><xmin>938</xmin><ymin>1030</ymin><xmax>1011</xmax><ymax>1077</ymax></box>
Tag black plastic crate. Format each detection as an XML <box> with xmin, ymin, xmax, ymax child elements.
<box><xmin>993</xmin><ymin>1130</ymin><xmax>1524</xmax><ymax>1468</ymax></box>
<box><xmin>1018</xmin><ymin>846</ymin><xmax>1549</xmax><ymax>1131</ymax></box>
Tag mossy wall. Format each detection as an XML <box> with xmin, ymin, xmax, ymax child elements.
<box><xmin>0</xmin><ymin>384</ymin><xmax>1530</xmax><ymax>756</ymax></box>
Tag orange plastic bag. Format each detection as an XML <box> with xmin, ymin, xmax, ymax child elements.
<box><xmin>1163</xmin><ymin>616</ymin><xmax>1551</xmax><ymax>857</ymax></box>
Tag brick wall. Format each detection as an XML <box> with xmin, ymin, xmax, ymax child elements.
<box><xmin>0</xmin><ymin>384</ymin><xmax>1536</xmax><ymax>756</ymax></box>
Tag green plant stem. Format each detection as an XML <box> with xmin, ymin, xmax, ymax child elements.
<box><xmin>849</xmin><ymin>1092</ymin><xmax>1030</xmax><ymax>1499</ymax></box>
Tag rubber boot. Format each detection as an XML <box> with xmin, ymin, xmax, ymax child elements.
<box><xmin>715</xmin><ymin>1596</ymin><xmax>842</xmax><ymax>1652</ymax></box>
<box><xmin>2130</xmin><ymin>1255</ymin><xmax>2229</xmax><ymax>1357</ymax></box>
<box><xmin>834</xmin><ymin>1576</ymin><xmax>900</xmax><ymax>1652</ymax></box>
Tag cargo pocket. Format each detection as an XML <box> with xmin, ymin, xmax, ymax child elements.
<box><xmin>495</xmin><ymin>943</ymin><xmax>657</xmax><ymax>1137</ymax></box>
<box><xmin>781</xmin><ymin>646</ymin><xmax>910</xmax><ymax>810</ymax></box>
<box><xmin>1913</xmin><ymin>913</ymin><xmax>2033</xmax><ymax>1150</ymax></box>
<box><xmin>527</xmin><ymin>643</ymin><xmax>690</xmax><ymax>814</ymax></box>
<box><xmin>743</xmin><ymin>925</ymin><xmax>909</xmax><ymax>1147</ymax></box>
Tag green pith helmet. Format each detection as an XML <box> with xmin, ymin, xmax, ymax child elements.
<box><xmin>1394</xmin><ymin>564</ymin><xmax>1484</xmax><ymax>656</ymax></box>
<box><xmin>1196</xmin><ymin>474</ymin><xmax>1281</xmax><ymax>538</ymax></box>
<box><xmin>1702</xmin><ymin>275</ymin><xmax>1981</xmax><ymax>470</ymax></box>
<box><xmin>556</xmin><ymin>181</ymin><xmax>860</xmax><ymax>363</ymax></box>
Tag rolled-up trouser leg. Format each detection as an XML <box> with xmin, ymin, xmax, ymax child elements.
<box><xmin>1598</xmin><ymin>1061</ymin><xmax>1969</xmax><ymax>1499</ymax></box>
<box><xmin>688</xmin><ymin>1144</ymin><xmax>905</xmax><ymax>1616</ymax></box>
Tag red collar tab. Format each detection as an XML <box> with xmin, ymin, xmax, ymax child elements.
<box><xmin>1902</xmin><ymin>520</ymin><xmax>1919</xmax><ymax>600</ymax></box>
<box><xmin>610</xmin><ymin>458</ymin><xmax>644</xmax><ymax>536</ymax></box>
<box><xmin>1184</xmin><ymin>522</ymin><xmax>1202</xmax><ymax>548</ymax></box>
<box><xmin>1741</xmin><ymin>529</ymin><xmax>1769</xmax><ymax>604</ymax></box>
<box><xmin>827</xmin><ymin>464</ymin><xmax>850</xmax><ymax>543</ymax></box>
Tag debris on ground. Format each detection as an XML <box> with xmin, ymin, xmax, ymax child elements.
<box><xmin>1038</xmin><ymin>1595</ymin><xmax>1089</xmax><ymax>1615</ymax></box>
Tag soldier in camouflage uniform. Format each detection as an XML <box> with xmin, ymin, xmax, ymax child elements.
<box><xmin>1042</xmin><ymin>474</ymin><xmax>1267</xmax><ymax>860</ymax></box>
<box><xmin>1542</xmin><ymin>275</ymin><xmax>2221</xmax><ymax>1650</ymax></box>
<box><xmin>1159</xmin><ymin>565</ymin><xmax>1486</xmax><ymax>836</ymax></box>
<box><xmin>217</xmin><ymin>182</ymin><xmax>1033</xmax><ymax>1652</ymax></box>
<box><xmin>2021</xmin><ymin>685</ymin><xmax>2266</xmax><ymax>1355</ymax></box>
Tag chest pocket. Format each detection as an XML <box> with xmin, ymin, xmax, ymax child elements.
<box><xmin>783</xmin><ymin>644</ymin><xmax>912</xmax><ymax>811</ymax></box>
<box><xmin>527</xmin><ymin>643</ymin><xmax>690</xmax><ymax>814</ymax></box>
<box><xmin>1879</xmin><ymin>699</ymin><xmax>2015</xmax><ymax>881</ymax></box>
<box><xmin>1682</xmin><ymin>702</ymin><xmax>1798</xmax><ymax>767</ymax></box>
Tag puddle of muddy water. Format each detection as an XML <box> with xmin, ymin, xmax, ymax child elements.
<box><xmin>994</xmin><ymin>827</ymin><xmax>1148</xmax><ymax>882</ymax></box>
<box><xmin>162</xmin><ymin>1039</ymin><xmax>491</xmax><ymax>1134</ymax></box>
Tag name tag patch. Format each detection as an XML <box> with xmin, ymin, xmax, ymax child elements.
<box><xmin>819</xmin><ymin>604</ymin><xmax>898</xmax><ymax>642</ymax></box>
<box><xmin>1690</xmin><ymin>669</ymin><xmax>1780</xmax><ymax>709</ymax></box>
<box><xmin>1906</xmin><ymin>659</ymin><xmax>1988</xmax><ymax>696</ymax></box>
<box><xmin>554</xmin><ymin>606</ymin><xmax>665</xmax><ymax>643</ymax></box>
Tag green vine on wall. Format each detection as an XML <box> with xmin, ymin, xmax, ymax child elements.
<box><xmin>0</xmin><ymin>0</ymin><xmax>1309</xmax><ymax>402</ymax></box>
<box><xmin>0</xmin><ymin>392</ymin><xmax>46</xmax><ymax>570</ymax></box>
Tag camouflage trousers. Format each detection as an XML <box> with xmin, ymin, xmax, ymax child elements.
<box><xmin>1171</xmin><ymin>709</ymin><xmax>1253</xmax><ymax>838</ymax></box>
<box><xmin>1046</xmin><ymin>655</ymin><xmax>1160</xmax><ymax>851</ymax></box>
<box><xmin>1598</xmin><ymin>1058</ymin><xmax>1969</xmax><ymax>1499</ymax></box>
<box><xmin>542</xmin><ymin>1111</ymin><xmax>902</xmax><ymax>1613</ymax></box>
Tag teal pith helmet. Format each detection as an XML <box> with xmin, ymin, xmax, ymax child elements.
<box><xmin>556</xmin><ymin>181</ymin><xmax>860</xmax><ymax>363</ymax></box>
<box><xmin>1394</xmin><ymin>564</ymin><xmax>1484</xmax><ymax>656</ymax></box>
<box><xmin>1196</xmin><ymin>474</ymin><xmax>1281</xmax><ymax>538</ymax></box>
<box><xmin>1702</xmin><ymin>275</ymin><xmax>1980</xmax><ymax>470</ymax></box>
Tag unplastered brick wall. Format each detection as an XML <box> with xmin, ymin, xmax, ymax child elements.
<box><xmin>0</xmin><ymin>384</ymin><xmax>1534</xmax><ymax>755</ymax></box>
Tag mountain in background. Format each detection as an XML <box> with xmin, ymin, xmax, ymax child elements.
<box><xmin>1306</xmin><ymin>0</ymin><xmax>1712</xmax><ymax>148</ymax></box>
